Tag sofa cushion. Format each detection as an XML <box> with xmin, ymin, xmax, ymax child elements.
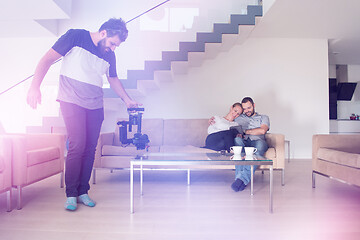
<box><xmin>27</xmin><ymin>147</ymin><xmax>60</xmax><ymax>167</ymax></box>
<box><xmin>163</xmin><ymin>119</ymin><xmax>209</xmax><ymax>147</ymax></box>
<box><xmin>0</xmin><ymin>156</ymin><xmax>4</xmax><ymax>173</ymax></box>
<box><xmin>102</xmin><ymin>145</ymin><xmax>160</xmax><ymax>156</ymax></box>
<box><xmin>317</xmin><ymin>147</ymin><xmax>360</xmax><ymax>168</ymax></box>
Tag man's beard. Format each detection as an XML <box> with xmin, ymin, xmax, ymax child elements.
<box><xmin>98</xmin><ymin>39</ymin><xmax>110</xmax><ymax>54</ymax></box>
<box><xmin>245</xmin><ymin>109</ymin><xmax>255</xmax><ymax>117</ymax></box>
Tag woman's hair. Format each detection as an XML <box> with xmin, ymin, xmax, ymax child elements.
<box><xmin>232</xmin><ymin>102</ymin><xmax>242</xmax><ymax>109</ymax></box>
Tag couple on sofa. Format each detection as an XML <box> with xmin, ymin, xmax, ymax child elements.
<box><xmin>205</xmin><ymin>97</ymin><xmax>270</xmax><ymax>192</ymax></box>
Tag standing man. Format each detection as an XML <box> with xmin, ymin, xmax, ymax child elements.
<box><xmin>27</xmin><ymin>18</ymin><xmax>140</xmax><ymax>211</ymax></box>
<box><xmin>231</xmin><ymin>97</ymin><xmax>269</xmax><ymax>192</ymax></box>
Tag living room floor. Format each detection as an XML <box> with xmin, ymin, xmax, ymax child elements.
<box><xmin>0</xmin><ymin>159</ymin><xmax>359</xmax><ymax>240</ymax></box>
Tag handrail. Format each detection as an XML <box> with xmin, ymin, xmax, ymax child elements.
<box><xmin>0</xmin><ymin>0</ymin><xmax>170</xmax><ymax>97</ymax></box>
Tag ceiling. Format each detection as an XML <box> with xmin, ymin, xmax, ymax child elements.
<box><xmin>0</xmin><ymin>0</ymin><xmax>359</xmax><ymax>65</ymax></box>
<box><xmin>0</xmin><ymin>0</ymin><xmax>72</xmax><ymax>37</ymax></box>
<box><xmin>251</xmin><ymin>0</ymin><xmax>360</xmax><ymax>65</ymax></box>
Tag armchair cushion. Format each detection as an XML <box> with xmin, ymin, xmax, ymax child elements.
<box><xmin>317</xmin><ymin>147</ymin><xmax>360</xmax><ymax>168</ymax></box>
<box><xmin>27</xmin><ymin>146</ymin><xmax>60</xmax><ymax>167</ymax></box>
<box><xmin>9</xmin><ymin>133</ymin><xmax>65</xmax><ymax>186</ymax></box>
<box><xmin>312</xmin><ymin>134</ymin><xmax>360</xmax><ymax>188</ymax></box>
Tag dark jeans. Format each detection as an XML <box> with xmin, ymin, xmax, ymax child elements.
<box><xmin>60</xmin><ymin>101</ymin><xmax>104</xmax><ymax>197</ymax></box>
<box><xmin>205</xmin><ymin>129</ymin><xmax>238</xmax><ymax>152</ymax></box>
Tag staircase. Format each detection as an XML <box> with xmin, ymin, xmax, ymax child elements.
<box><xmin>26</xmin><ymin>5</ymin><xmax>262</xmax><ymax>133</ymax></box>
<box><xmin>103</xmin><ymin>5</ymin><xmax>262</xmax><ymax>97</ymax></box>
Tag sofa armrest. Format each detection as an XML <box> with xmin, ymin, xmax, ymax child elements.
<box><xmin>265</xmin><ymin>133</ymin><xmax>285</xmax><ymax>169</ymax></box>
<box><xmin>94</xmin><ymin>132</ymin><xmax>115</xmax><ymax>168</ymax></box>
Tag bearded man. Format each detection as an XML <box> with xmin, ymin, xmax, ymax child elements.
<box><xmin>27</xmin><ymin>18</ymin><xmax>140</xmax><ymax>210</ymax></box>
<box><xmin>231</xmin><ymin>97</ymin><xmax>270</xmax><ymax>192</ymax></box>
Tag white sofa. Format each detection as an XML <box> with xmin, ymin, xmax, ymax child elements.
<box><xmin>94</xmin><ymin>119</ymin><xmax>285</xmax><ymax>184</ymax></box>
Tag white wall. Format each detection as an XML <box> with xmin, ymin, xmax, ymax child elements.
<box><xmin>0</xmin><ymin>37</ymin><xmax>60</xmax><ymax>132</ymax></box>
<box><xmin>348</xmin><ymin>65</ymin><xmax>360</xmax><ymax>83</ymax></box>
<box><xmin>262</xmin><ymin>0</ymin><xmax>277</xmax><ymax>15</ymax></box>
<box><xmin>104</xmin><ymin>38</ymin><xmax>329</xmax><ymax>158</ymax></box>
<box><xmin>329</xmin><ymin>64</ymin><xmax>336</xmax><ymax>78</ymax></box>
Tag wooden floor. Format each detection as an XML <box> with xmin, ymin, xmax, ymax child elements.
<box><xmin>0</xmin><ymin>159</ymin><xmax>360</xmax><ymax>240</ymax></box>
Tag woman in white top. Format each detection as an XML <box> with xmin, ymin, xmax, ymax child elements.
<box><xmin>205</xmin><ymin>102</ymin><xmax>243</xmax><ymax>152</ymax></box>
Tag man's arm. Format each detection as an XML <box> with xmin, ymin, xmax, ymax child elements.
<box><xmin>107</xmin><ymin>76</ymin><xmax>141</xmax><ymax>108</ymax></box>
<box><xmin>244</xmin><ymin>124</ymin><xmax>269</xmax><ymax>135</ymax></box>
<box><xmin>27</xmin><ymin>48</ymin><xmax>62</xmax><ymax>109</ymax></box>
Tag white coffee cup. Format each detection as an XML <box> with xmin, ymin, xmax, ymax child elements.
<box><xmin>230</xmin><ymin>146</ymin><xmax>242</xmax><ymax>155</ymax></box>
<box><xmin>244</xmin><ymin>147</ymin><xmax>257</xmax><ymax>158</ymax></box>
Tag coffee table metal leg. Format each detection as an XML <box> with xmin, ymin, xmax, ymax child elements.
<box><xmin>130</xmin><ymin>163</ymin><xmax>134</xmax><ymax>214</ymax></box>
<box><xmin>270</xmin><ymin>165</ymin><xmax>273</xmax><ymax>213</ymax></box>
<box><xmin>250</xmin><ymin>165</ymin><xmax>254</xmax><ymax>195</ymax></box>
<box><xmin>187</xmin><ymin>169</ymin><xmax>190</xmax><ymax>185</ymax></box>
<box><xmin>140</xmin><ymin>163</ymin><xmax>143</xmax><ymax>195</ymax></box>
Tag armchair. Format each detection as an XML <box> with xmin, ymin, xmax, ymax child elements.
<box><xmin>0</xmin><ymin>136</ymin><xmax>12</xmax><ymax>211</ymax></box>
<box><xmin>9</xmin><ymin>133</ymin><xmax>65</xmax><ymax>209</ymax></box>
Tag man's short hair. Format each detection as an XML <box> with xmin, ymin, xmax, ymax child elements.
<box><xmin>241</xmin><ymin>97</ymin><xmax>254</xmax><ymax>105</ymax></box>
<box><xmin>99</xmin><ymin>18</ymin><xmax>128</xmax><ymax>42</ymax></box>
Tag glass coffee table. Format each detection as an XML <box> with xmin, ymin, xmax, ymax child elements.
<box><xmin>130</xmin><ymin>152</ymin><xmax>273</xmax><ymax>213</ymax></box>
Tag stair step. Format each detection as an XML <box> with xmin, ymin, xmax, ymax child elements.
<box><xmin>230</xmin><ymin>14</ymin><xmax>255</xmax><ymax>25</ymax></box>
<box><xmin>247</xmin><ymin>5</ymin><xmax>263</xmax><ymax>16</ymax></box>
<box><xmin>43</xmin><ymin>116</ymin><xmax>64</xmax><ymax>127</ymax></box>
<box><xmin>127</xmin><ymin>69</ymin><xmax>153</xmax><ymax>81</ymax></box>
<box><xmin>154</xmin><ymin>70</ymin><xmax>173</xmax><ymax>83</ymax></box>
<box><xmin>179</xmin><ymin>42</ymin><xmax>205</xmax><ymax>53</ymax></box>
<box><xmin>26</xmin><ymin>126</ymin><xmax>51</xmax><ymax>133</ymax></box>
<box><xmin>145</xmin><ymin>60</ymin><xmax>171</xmax><ymax>71</ymax></box>
<box><xmin>119</xmin><ymin>79</ymin><xmax>137</xmax><ymax>89</ymax></box>
<box><xmin>171</xmin><ymin>61</ymin><xmax>189</xmax><ymax>75</ymax></box>
<box><xmin>213</xmin><ymin>23</ymin><xmax>239</xmax><ymax>34</ymax></box>
<box><xmin>162</xmin><ymin>51</ymin><xmax>188</xmax><ymax>61</ymax></box>
<box><xmin>188</xmin><ymin>52</ymin><xmax>206</xmax><ymax>67</ymax></box>
<box><xmin>197</xmin><ymin>32</ymin><xmax>222</xmax><ymax>43</ymax></box>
